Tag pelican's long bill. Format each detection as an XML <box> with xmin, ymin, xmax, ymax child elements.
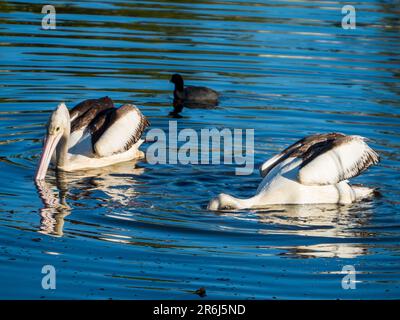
<box><xmin>35</xmin><ymin>132</ymin><xmax>62</xmax><ymax>181</ymax></box>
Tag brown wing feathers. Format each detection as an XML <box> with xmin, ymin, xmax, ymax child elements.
<box><xmin>70</xmin><ymin>96</ymin><xmax>115</xmax><ymax>133</ymax></box>
<box><xmin>299</xmin><ymin>135</ymin><xmax>380</xmax><ymax>183</ymax></box>
<box><xmin>91</xmin><ymin>104</ymin><xmax>150</xmax><ymax>156</ymax></box>
<box><xmin>69</xmin><ymin>97</ymin><xmax>149</xmax><ymax>156</ymax></box>
<box><xmin>260</xmin><ymin>133</ymin><xmax>345</xmax><ymax>177</ymax></box>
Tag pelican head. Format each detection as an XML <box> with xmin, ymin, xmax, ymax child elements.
<box><xmin>207</xmin><ymin>193</ymin><xmax>243</xmax><ymax>211</ymax></box>
<box><xmin>35</xmin><ymin>103</ymin><xmax>70</xmax><ymax>181</ymax></box>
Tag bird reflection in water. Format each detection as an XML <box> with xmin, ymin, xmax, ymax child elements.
<box><xmin>215</xmin><ymin>200</ymin><xmax>375</xmax><ymax>259</ymax></box>
<box><xmin>35</xmin><ymin>160</ymin><xmax>145</xmax><ymax>237</ymax></box>
<box><xmin>35</xmin><ymin>177</ymin><xmax>70</xmax><ymax>237</ymax></box>
<box><xmin>169</xmin><ymin>98</ymin><xmax>220</xmax><ymax>118</ymax></box>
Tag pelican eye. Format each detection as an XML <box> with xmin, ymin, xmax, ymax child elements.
<box><xmin>56</xmin><ymin>126</ymin><xmax>60</xmax><ymax>132</ymax></box>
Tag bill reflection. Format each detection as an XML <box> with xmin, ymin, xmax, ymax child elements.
<box><xmin>35</xmin><ymin>161</ymin><xmax>145</xmax><ymax>236</ymax></box>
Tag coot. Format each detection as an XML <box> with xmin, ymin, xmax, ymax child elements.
<box><xmin>169</xmin><ymin>73</ymin><xmax>218</xmax><ymax>116</ymax></box>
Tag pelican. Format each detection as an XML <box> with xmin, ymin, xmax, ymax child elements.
<box><xmin>208</xmin><ymin>133</ymin><xmax>380</xmax><ymax>210</ymax></box>
<box><xmin>35</xmin><ymin>96</ymin><xmax>150</xmax><ymax>180</ymax></box>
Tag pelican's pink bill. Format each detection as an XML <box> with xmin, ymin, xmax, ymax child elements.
<box><xmin>35</xmin><ymin>133</ymin><xmax>62</xmax><ymax>180</ymax></box>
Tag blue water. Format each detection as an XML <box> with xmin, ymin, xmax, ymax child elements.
<box><xmin>0</xmin><ymin>0</ymin><xmax>400</xmax><ymax>299</ymax></box>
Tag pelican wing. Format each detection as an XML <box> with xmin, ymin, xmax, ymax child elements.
<box><xmin>70</xmin><ymin>96</ymin><xmax>114</xmax><ymax>128</ymax></box>
<box><xmin>260</xmin><ymin>133</ymin><xmax>346</xmax><ymax>178</ymax></box>
<box><xmin>93</xmin><ymin>104</ymin><xmax>150</xmax><ymax>157</ymax></box>
<box><xmin>298</xmin><ymin>135</ymin><xmax>380</xmax><ymax>186</ymax></box>
<box><xmin>260</xmin><ymin>152</ymin><xmax>290</xmax><ymax>177</ymax></box>
<box><xmin>68</xmin><ymin>97</ymin><xmax>115</xmax><ymax>153</ymax></box>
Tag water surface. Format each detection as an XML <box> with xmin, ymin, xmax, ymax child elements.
<box><xmin>0</xmin><ymin>0</ymin><xmax>400</xmax><ymax>299</ymax></box>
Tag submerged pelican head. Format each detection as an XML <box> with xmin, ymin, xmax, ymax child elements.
<box><xmin>35</xmin><ymin>103</ymin><xmax>70</xmax><ymax>181</ymax></box>
<box><xmin>207</xmin><ymin>193</ymin><xmax>243</xmax><ymax>211</ymax></box>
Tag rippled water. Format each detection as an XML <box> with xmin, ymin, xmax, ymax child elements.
<box><xmin>1</xmin><ymin>0</ymin><xmax>400</xmax><ymax>299</ymax></box>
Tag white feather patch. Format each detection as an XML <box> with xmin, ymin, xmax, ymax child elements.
<box><xmin>260</xmin><ymin>152</ymin><xmax>285</xmax><ymax>177</ymax></box>
<box><xmin>68</xmin><ymin>128</ymin><xmax>85</xmax><ymax>149</ymax></box>
<box><xmin>298</xmin><ymin>136</ymin><xmax>379</xmax><ymax>186</ymax></box>
<box><xmin>69</xmin><ymin>129</ymin><xmax>92</xmax><ymax>156</ymax></box>
<box><xmin>94</xmin><ymin>106</ymin><xmax>143</xmax><ymax>157</ymax></box>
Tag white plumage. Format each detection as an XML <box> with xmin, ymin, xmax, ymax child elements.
<box><xmin>94</xmin><ymin>105</ymin><xmax>145</xmax><ymax>157</ymax></box>
<box><xmin>35</xmin><ymin>98</ymin><xmax>149</xmax><ymax>180</ymax></box>
<box><xmin>298</xmin><ymin>136</ymin><xmax>378</xmax><ymax>185</ymax></box>
<box><xmin>208</xmin><ymin>133</ymin><xmax>380</xmax><ymax>211</ymax></box>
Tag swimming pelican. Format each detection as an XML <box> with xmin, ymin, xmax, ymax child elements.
<box><xmin>208</xmin><ymin>133</ymin><xmax>380</xmax><ymax>210</ymax></box>
<box><xmin>35</xmin><ymin>96</ymin><xmax>150</xmax><ymax>180</ymax></box>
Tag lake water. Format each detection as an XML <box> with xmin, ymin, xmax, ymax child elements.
<box><xmin>0</xmin><ymin>0</ymin><xmax>399</xmax><ymax>299</ymax></box>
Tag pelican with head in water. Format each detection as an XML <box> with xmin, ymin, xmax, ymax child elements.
<box><xmin>35</xmin><ymin>96</ymin><xmax>150</xmax><ymax>180</ymax></box>
<box><xmin>208</xmin><ymin>133</ymin><xmax>380</xmax><ymax>210</ymax></box>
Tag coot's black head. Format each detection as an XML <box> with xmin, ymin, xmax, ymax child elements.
<box><xmin>170</xmin><ymin>73</ymin><xmax>184</xmax><ymax>86</ymax></box>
